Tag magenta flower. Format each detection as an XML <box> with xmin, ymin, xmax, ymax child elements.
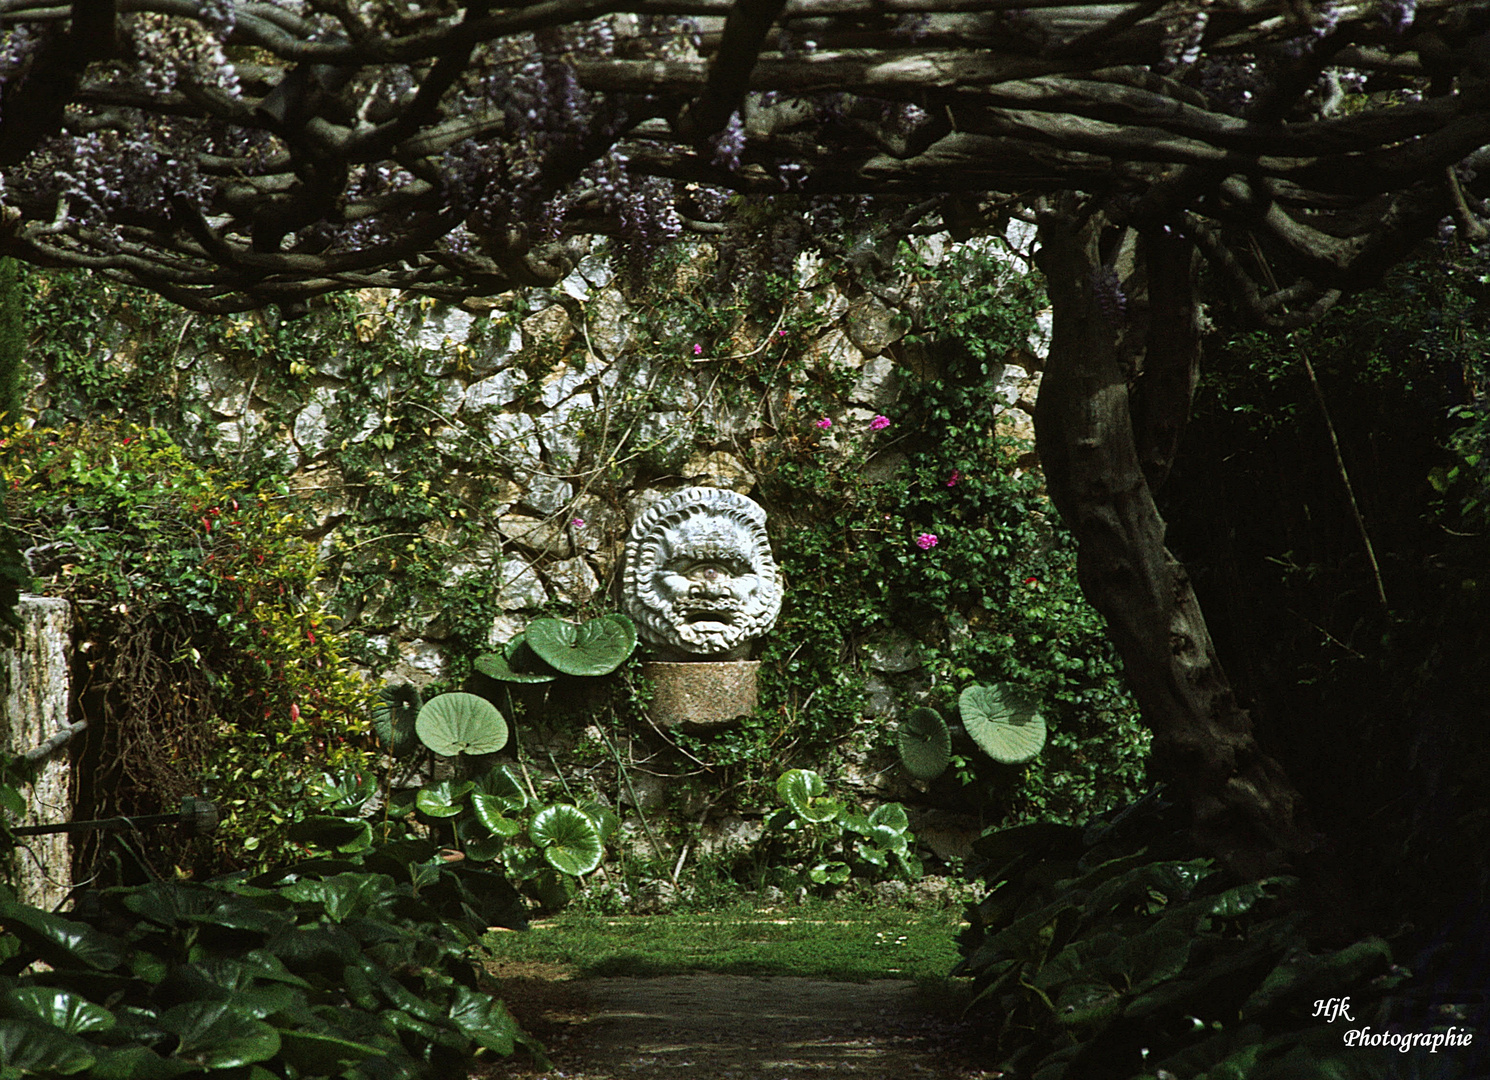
<box><xmin>692</xmin><ymin>344</ymin><xmax>703</xmax><ymax>356</ymax></box>
<box><xmin>915</xmin><ymin>533</ymin><xmax>939</xmax><ymax>550</ymax></box>
<box><xmin>946</xmin><ymin>469</ymin><xmax>962</xmax><ymax>487</ymax></box>
<box><xmin>570</xmin><ymin>517</ymin><xmax>585</xmax><ymax>528</ymax></box>
<box><xmin>815</xmin><ymin>417</ymin><xmax>833</xmax><ymax>430</ymax></box>
<box><xmin>870</xmin><ymin>415</ymin><xmax>891</xmax><ymax>431</ymax></box>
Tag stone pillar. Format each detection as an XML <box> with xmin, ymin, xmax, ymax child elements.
<box><xmin>2</xmin><ymin>596</ymin><xmax>73</xmax><ymax>911</ymax></box>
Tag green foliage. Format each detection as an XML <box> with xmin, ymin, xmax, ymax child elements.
<box><xmin>953</xmin><ymin>790</ymin><xmax>1455</xmax><ymax>1080</ymax></box>
<box><xmin>734</xmin><ymin>240</ymin><xmax>1147</xmax><ymax>827</ymax></box>
<box><xmin>1</xmin><ymin>422</ymin><xmax>372</xmax><ymax>874</ymax></box>
<box><xmin>1185</xmin><ymin>250</ymin><xmax>1490</xmax><ymax>934</ymax></box>
<box><xmin>758</xmin><ymin>769</ymin><xmax>921</xmax><ymax>890</ymax></box>
<box><xmin>0</xmin><ymin>260</ymin><xmax>24</xmax><ymax>429</ymax></box>
<box><xmin>0</xmin><ymin>264</ymin><xmax>29</xmax><ymax>643</ymax></box>
<box><xmin>304</xmin><ymin>704</ymin><xmax>616</xmax><ymax>911</ymax></box>
<box><xmin>0</xmin><ymin>864</ymin><xmax>539</xmax><ymax>1080</ymax></box>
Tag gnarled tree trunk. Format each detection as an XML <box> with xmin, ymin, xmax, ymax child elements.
<box><xmin>1033</xmin><ymin>207</ymin><xmax>1313</xmax><ymax>877</ymax></box>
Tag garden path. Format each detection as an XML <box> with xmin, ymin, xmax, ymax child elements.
<box><xmin>478</xmin><ymin>967</ymin><xmax>998</xmax><ymax>1080</ymax></box>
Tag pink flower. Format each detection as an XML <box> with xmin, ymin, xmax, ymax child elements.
<box><xmin>692</xmin><ymin>344</ymin><xmax>703</xmax><ymax>356</ymax></box>
<box><xmin>915</xmin><ymin>533</ymin><xmax>939</xmax><ymax>550</ymax></box>
<box><xmin>870</xmin><ymin>415</ymin><xmax>891</xmax><ymax>431</ymax></box>
<box><xmin>570</xmin><ymin>517</ymin><xmax>585</xmax><ymax>528</ymax></box>
<box><xmin>777</xmin><ymin>328</ymin><xmax>787</xmax><ymax>337</ymax></box>
<box><xmin>946</xmin><ymin>470</ymin><xmax>961</xmax><ymax>487</ymax></box>
<box><xmin>815</xmin><ymin>417</ymin><xmax>832</xmax><ymax>430</ymax></box>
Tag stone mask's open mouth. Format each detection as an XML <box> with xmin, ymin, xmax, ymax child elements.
<box><xmin>683</xmin><ymin>609</ymin><xmax>735</xmax><ymax>624</ymax></box>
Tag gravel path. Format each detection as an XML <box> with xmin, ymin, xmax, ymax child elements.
<box><xmin>479</xmin><ymin>969</ymin><xmax>998</xmax><ymax>1080</ymax></box>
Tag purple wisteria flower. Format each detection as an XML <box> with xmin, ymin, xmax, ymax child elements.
<box><xmin>915</xmin><ymin>533</ymin><xmax>939</xmax><ymax>550</ymax></box>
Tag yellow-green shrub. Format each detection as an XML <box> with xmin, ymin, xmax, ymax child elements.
<box><xmin>1</xmin><ymin>421</ymin><xmax>373</xmax><ymax>874</ymax></box>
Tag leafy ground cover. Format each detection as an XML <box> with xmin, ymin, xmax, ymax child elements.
<box><xmin>483</xmin><ymin>897</ymin><xmax>966</xmax><ymax>982</ymax></box>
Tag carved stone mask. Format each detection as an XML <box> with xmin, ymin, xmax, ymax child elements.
<box><xmin>622</xmin><ymin>488</ymin><xmax>783</xmax><ymax>658</ymax></box>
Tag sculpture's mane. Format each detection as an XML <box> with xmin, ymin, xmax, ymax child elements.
<box><xmin>622</xmin><ymin>487</ymin><xmax>782</xmax><ymax>655</ymax></box>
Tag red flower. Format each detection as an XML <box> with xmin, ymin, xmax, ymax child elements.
<box><xmin>1025</xmin><ymin>576</ymin><xmax>1039</xmax><ymax>585</ymax></box>
<box><xmin>290</xmin><ymin>703</ymin><xmax>301</xmax><ymax>722</ymax></box>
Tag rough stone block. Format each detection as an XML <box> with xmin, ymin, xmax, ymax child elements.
<box><xmin>643</xmin><ymin>661</ymin><xmax>761</xmax><ymax>730</ymax></box>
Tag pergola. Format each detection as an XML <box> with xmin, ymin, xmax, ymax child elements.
<box><xmin>2</xmin><ymin>0</ymin><xmax>1485</xmax><ymax>869</ymax></box>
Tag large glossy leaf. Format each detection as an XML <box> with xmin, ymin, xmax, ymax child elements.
<box><xmin>87</xmin><ymin>1045</ymin><xmax>197</xmax><ymax>1080</ymax></box>
<box><xmin>372</xmin><ymin>684</ymin><xmax>422</xmax><ymax>756</ymax></box>
<box><xmin>959</xmin><ymin>683</ymin><xmax>1047</xmax><ymax>764</ymax></box>
<box><xmin>415</xmin><ymin>693</ymin><xmax>508</xmax><ymax>756</ymax></box>
<box><xmin>581</xmin><ymin>803</ymin><xmax>621</xmax><ymax>840</ymax></box>
<box><xmin>122</xmin><ymin>884</ymin><xmax>217</xmax><ymax>927</ymax></box>
<box><xmin>0</xmin><ymin>901</ymin><xmax>129</xmax><ymax>971</ymax></box>
<box><xmin>158</xmin><ymin>1002</ymin><xmax>281</xmax><ymax>1070</ymax></box>
<box><xmin>776</xmin><ymin>769</ymin><xmax>843</xmax><ymax>823</ymax></box>
<box><xmin>868</xmin><ymin>803</ymin><xmax>910</xmax><ymax>834</ymax></box>
<box><xmin>473</xmin><ymin>636</ymin><xmax>557</xmax><ymax>684</ymax></box>
<box><xmin>528</xmin><ymin>805</ymin><xmax>604</xmax><ymax>876</ymax></box>
<box><xmin>0</xmin><ymin>989</ymin><xmax>115</xmax><ymax>1035</ymax></box>
<box><xmin>287</xmin><ymin>816</ymin><xmax>374</xmax><ymax>853</ymax></box>
<box><xmin>475</xmin><ymin>765</ymin><xmax>530</xmax><ymax>811</ymax></box>
<box><xmin>448</xmin><ymin>986</ymin><xmax>520</xmax><ymax>1054</ymax></box>
<box><xmin>524</xmin><ymin>614</ymin><xmax>637</xmax><ymax>676</ymax></box>
<box><xmin>0</xmin><ymin>1019</ymin><xmax>96</xmax><ymax>1075</ymax></box>
<box><xmin>276</xmin><ymin>1029</ymin><xmax>387</xmax><ymax>1074</ymax></box>
<box><xmin>897</xmin><ymin>707</ymin><xmax>951</xmax><ymax>780</ymax></box>
<box><xmin>416</xmin><ymin>779</ymin><xmax>475</xmax><ymax>819</ymax></box>
<box><xmin>471</xmin><ymin>795</ymin><xmax>522</xmax><ymax>837</ymax></box>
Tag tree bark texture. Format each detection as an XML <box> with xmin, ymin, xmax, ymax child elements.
<box><xmin>1033</xmin><ymin>209</ymin><xmax>1313</xmax><ymax>877</ymax></box>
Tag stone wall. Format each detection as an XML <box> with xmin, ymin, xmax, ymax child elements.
<box><xmin>21</xmin><ymin>233</ymin><xmax>1046</xmax><ymax>692</ymax></box>
<box><xmin>1</xmin><ymin>595</ymin><xmax>73</xmax><ymax>910</ymax></box>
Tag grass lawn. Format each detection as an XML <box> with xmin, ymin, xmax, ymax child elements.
<box><xmin>482</xmin><ymin>897</ymin><xmax>968</xmax><ymax>982</ymax></box>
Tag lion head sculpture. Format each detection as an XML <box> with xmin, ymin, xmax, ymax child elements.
<box><xmin>622</xmin><ymin>488</ymin><xmax>783</xmax><ymax>659</ymax></box>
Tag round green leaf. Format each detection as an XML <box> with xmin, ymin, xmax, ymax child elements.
<box><xmin>528</xmin><ymin>805</ymin><xmax>604</xmax><ymax>876</ymax></box>
<box><xmin>415</xmin><ymin>779</ymin><xmax>475</xmax><ymax>818</ymax></box>
<box><xmin>524</xmin><ymin>615</ymin><xmax>637</xmax><ymax>676</ymax></box>
<box><xmin>959</xmin><ymin>683</ymin><xmax>1047</xmax><ymax>764</ymax></box>
<box><xmin>868</xmin><ymin>802</ymin><xmax>910</xmax><ymax>834</ymax></box>
<box><xmin>897</xmin><ymin>707</ymin><xmax>951</xmax><ymax>780</ymax></box>
<box><xmin>471</xmin><ymin>795</ymin><xmax>523</xmax><ymax>837</ymax></box>
<box><xmin>415</xmin><ymin>692</ymin><xmax>508</xmax><ymax>756</ymax></box>
<box><xmin>473</xmin><ymin>636</ymin><xmax>557</xmax><ymax>684</ymax></box>
<box><xmin>776</xmin><ymin>769</ymin><xmax>842</xmax><ymax>823</ymax></box>
<box><xmin>372</xmin><ymin>684</ymin><xmax>422</xmax><ymax>756</ymax></box>
<box><xmin>809</xmin><ymin>861</ymin><xmax>851</xmax><ymax>885</ymax></box>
